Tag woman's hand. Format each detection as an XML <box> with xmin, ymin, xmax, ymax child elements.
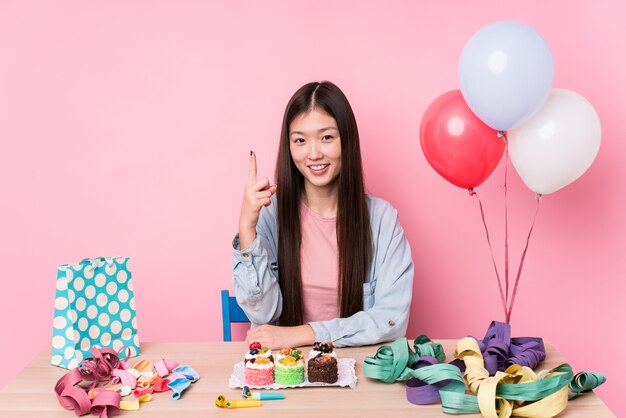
<box><xmin>239</xmin><ymin>152</ymin><xmax>277</xmax><ymax>249</ymax></box>
<box><xmin>246</xmin><ymin>324</ymin><xmax>316</xmax><ymax>349</ymax></box>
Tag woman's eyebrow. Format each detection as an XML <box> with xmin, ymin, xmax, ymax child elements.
<box><xmin>290</xmin><ymin>127</ymin><xmax>338</xmax><ymax>135</ymax></box>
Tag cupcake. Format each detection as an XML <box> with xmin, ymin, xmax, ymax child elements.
<box><xmin>274</xmin><ymin>348</ymin><xmax>305</xmax><ymax>385</ymax></box>
<box><xmin>244</xmin><ymin>342</ymin><xmax>274</xmax><ymax>386</ymax></box>
<box><xmin>307</xmin><ymin>342</ymin><xmax>338</xmax><ymax>383</ymax></box>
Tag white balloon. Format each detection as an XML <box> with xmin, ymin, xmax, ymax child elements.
<box><xmin>508</xmin><ymin>89</ymin><xmax>601</xmax><ymax>195</ymax></box>
<box><xmin>459</xmin><ymin>21</ymin><xmax>554</xmax><ymax>131</ymax></box>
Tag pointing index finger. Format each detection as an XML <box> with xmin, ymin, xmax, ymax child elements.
<box><xmin>248</xmin><ymin>151</ymin><xmax>257</xmax><ymax>185</ymax></box>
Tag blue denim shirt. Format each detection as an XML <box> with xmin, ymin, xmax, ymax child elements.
<box><xmin>231</xmin><ymin>195</ymin><xmax>414</xmax><ymax>347</ymax></box>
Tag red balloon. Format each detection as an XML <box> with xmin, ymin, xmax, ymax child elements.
<box><xmin>420</xmin><ymin>90</ymin><xmax>505</xmax><ymax>189</ymax></box>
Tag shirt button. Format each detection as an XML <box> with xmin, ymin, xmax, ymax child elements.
<box><xmin>243</xmin><ymin>253</ymin><xmax>249</xmax><ymax>258</ymax></box>
<box><xmin>388</xmin><ymin>320</ymin><xmax>395</xmax><ymax>327</ymax></box>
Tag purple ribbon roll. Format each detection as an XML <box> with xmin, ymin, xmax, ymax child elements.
<box><xmin>477</xmin><ymin>321</ymin><xmax>545</xmax><ymax>374</ymax></box>
<box><xmin>406</xmin><ymin>356</ymin><xmax>445</xmax><ymax>405</ymax></box>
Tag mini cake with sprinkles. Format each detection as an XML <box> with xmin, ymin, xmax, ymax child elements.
<box><xmin>244</xmin><ymin>342</ymin><xmax>274</xmax><ymax>386</ymax></box>
<box><xmin>274</xmin><ymin>347</ymin><xmax>305</xmax><ymax>385</ymax></box>
<box><xmin>307</xmin><ymin>342</ymin><xmax>338</xmax><ymax>383</ymax></box>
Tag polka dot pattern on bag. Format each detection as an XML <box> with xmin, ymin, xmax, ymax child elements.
<box><xmin>51</xmin><ymin>257</ymin><xmax>140</xmax><ymax>369</ymax></box>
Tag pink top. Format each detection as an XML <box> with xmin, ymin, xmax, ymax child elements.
<box><xmin>300</xmin><ymin>203</ymin><xmax>339</xmax><ymax>323</ymax></box>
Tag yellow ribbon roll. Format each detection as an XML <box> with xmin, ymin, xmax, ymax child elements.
<box><xmin>454</xmin><ymin>337</ymin><xmax>569</xmax><ymax>418</ymax></box>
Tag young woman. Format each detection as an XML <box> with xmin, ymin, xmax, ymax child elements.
<box><xmin>232</xmin><ymin>81</ymin><xmax>414</xmax><ymax>348</ymax></box>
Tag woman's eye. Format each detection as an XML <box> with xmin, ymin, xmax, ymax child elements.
<box><xmin>293</xmin><ymin>138</ymin><xmax>305</xmax><ymax>144</ymax></box>
<box><xmin>322</xmin><ymin>135</ymin><xmax>333</xmax><ymax>141</ymax></box>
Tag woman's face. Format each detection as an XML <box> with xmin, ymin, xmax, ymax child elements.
<box><xmin>289</xmin><ymin>108</ymin><xmax>342</xmax><ymax>193</ymax></box>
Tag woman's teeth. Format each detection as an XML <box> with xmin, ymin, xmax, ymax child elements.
<box><xmin>311</xmin><ymin>164</ymin><xmax>328</xmax><ymax>170</ymax></box>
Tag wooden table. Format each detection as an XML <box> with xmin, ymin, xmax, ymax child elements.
<box><xmin>0</xmin><ymin>341</ymin><xmax>614</xmax><ymax>417</ymax></box>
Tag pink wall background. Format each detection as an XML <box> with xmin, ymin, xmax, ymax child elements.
<box><xmin>1</xmin><ymin>1</ymin><xmax>623</xmax><ymax>415</ymax></box>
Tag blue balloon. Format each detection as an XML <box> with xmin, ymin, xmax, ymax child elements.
<box><xmin>459</xmin><ymin>21</ymin><xmax>554</xmax><ymax>131</ymax></box>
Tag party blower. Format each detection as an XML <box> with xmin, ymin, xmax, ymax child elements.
<box><xmin>242</xmin><ymin>386</ymin><xmax>285</xmax><ymax>400</ymax></box>
<box><xmin>215</xmin><ymin>395</ymin><xmax>261</xmax><ymax>409</ymax></box>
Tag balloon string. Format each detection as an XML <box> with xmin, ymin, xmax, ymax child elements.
<box><xmin>468</xmin><ymin>188</ymin><xmax>507</xmax><ymax>320</ymax></box>
<box><xmin>506</xmin><ymin>194</ymin><xmax>542</xmax><ymax>323</ymax></box>
<box><xmin>501</xmin><ymin>132</ymin><xmax>510</xmax><ymax>308</ymax></box>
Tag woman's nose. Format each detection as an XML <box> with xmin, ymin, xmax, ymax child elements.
<box><xmin>308</xmin><ymin>142</ymin><xmax>321</xmax><ymax>160</ymax></box>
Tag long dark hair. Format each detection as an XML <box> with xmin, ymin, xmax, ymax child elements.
<box><xmin>275</xmin><ymin>81</ymin><xmax>373</xmax><ymax>326</ymax></box>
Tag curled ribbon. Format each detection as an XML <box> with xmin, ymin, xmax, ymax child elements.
<box><xmin>364</xmin><ymin>323</ymin><xmax>606</xmax><ymax>417</ymax></box>
<box><xmin>441</xmin><ymin>321</ymin><xmax>546</xmax><ymax>376</ymax></box>
<box><xmin>55</xmin><ymin>347</ymin><xmax>126</xmax><ymax>417</ymax></box>
<box><xmin>455</xmin><ymin>337</ymin><xmax>568</xmax><ymax>417</ymax></box>
<box><xmin>364</xmin><ymin>336</ymin><xmax>476</xmax><ymax>414</ymax></box>
<box><xmin>569</xmin><ymin>371</ymin><xmax>606</xmax><ymax>398</ymax></box>
<box><xmin>78</xmin><ymin>347</ymin><xmax>125</xmax><ymax>384</ymax></box>
<box><xmin>474</xmin><ymin>321</ymin><xmax>545</xmax><ymax>375</ymax></box>
<box><xmin>54</xmin><ymin>347</ymin><xmax>198</xmax><ymax>416</ymax></box>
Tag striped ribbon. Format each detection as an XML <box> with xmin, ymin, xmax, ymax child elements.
<box><xmin>364</xmin><ymin>323</ymin><xmax>605</xmax><ymax>417</ymax></box>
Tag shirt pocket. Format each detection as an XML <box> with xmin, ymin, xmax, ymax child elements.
<box><xmin>363</xmin><ymin>281</ymin><xmax>376</xmax><ymax>310</ymax></box>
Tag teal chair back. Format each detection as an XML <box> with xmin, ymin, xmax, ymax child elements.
<box><xmin>221</xmin><ymin>289</ymin><xmax>250</xmax><ymax>341</ymax></box>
